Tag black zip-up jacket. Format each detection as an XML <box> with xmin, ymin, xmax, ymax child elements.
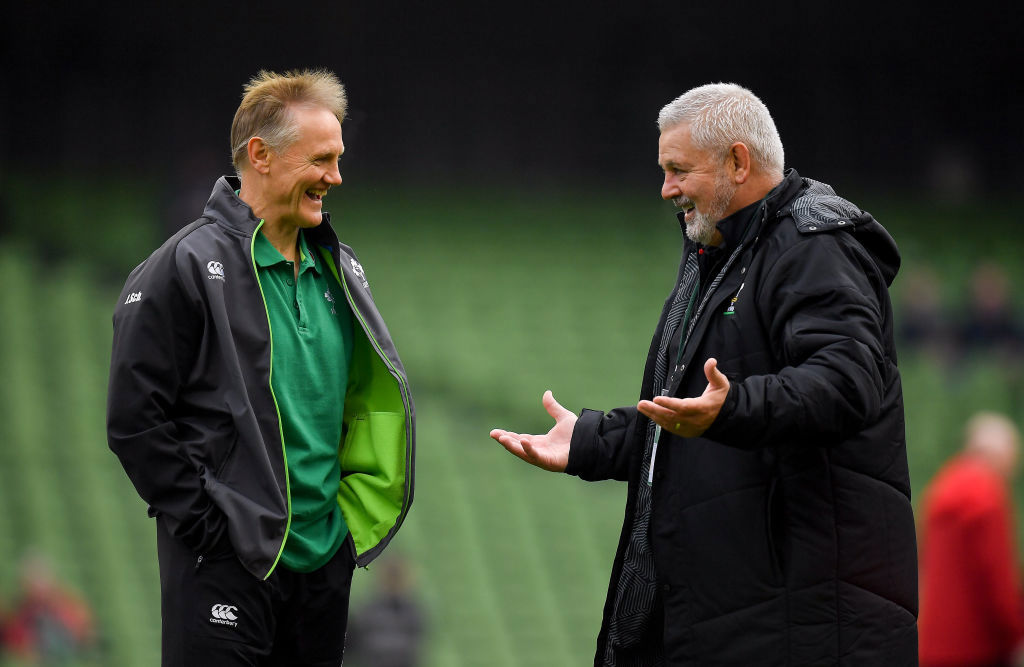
<box><xmin>107</xmin><ymin>177</ymin><xmax>415</xmax><ymax>579</ymax></box>
<box><xmin>567</xmin><ymin>170</ymin><xmax>917</xmax><ymax>665</ymax></box>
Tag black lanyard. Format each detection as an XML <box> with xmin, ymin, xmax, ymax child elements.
<box><xmin>662</xmin><ymin>275</ymin><xmax>698</xmax><ymax>394</ymax></box>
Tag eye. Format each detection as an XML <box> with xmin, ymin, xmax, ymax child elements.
<box><xmin>310</xmin><ymin>154</ymin><xmax>337</xmax><ymax>166</ymax></box>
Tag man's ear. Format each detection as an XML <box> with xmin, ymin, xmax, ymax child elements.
<box><xmin>247</xmin><ymin>137</ymin><xmax>272</xmax><ymax>175</ymax></box>
<box><xmin>728</xmin><ymin>142</ymin><xmax>751</xmax><ymax>184</ymax></box>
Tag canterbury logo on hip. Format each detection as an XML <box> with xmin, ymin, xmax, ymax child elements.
<box><xmin>209</xmin><ymin>603</ymin><xmax>239</xmax><ymax>627</ymax></box>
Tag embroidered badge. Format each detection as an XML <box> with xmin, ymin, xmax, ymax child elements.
<box><xmin>350</xmin><ymin>259</ymin><xmax>369</xmax><ymax>288</ymax></box>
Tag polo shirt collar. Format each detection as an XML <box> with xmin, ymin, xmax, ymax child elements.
<box><xmin>254</xmin><ymin>229</ymin><xmax>321</xmax><ymax>275</ymax></box>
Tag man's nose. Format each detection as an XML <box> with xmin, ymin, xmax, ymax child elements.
<box><xmin>661</xmin><ymin>173</ymin><xmax>679</xmax><ymax>200</ymax></box>
<box><xmin>326</xmin><ymin>162</ymin><xmax>342</xmax><ymax>185</ymax></box>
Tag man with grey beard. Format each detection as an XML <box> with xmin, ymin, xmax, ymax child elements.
<box><xmin>491</xmin><ymin>83</ymin><xmax>917</xmax><ymax>665</ymax></box>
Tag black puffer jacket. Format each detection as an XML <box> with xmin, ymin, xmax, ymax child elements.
<box><xmin>567</xmin><ymin>170</ymin><xmax>917</xmax><ymax>665</ymax></box>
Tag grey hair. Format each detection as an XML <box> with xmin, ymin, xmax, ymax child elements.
<box><xmin>230</xmin><ymin>114</ymin><xmax>301</xmax><ymax>174</ymax></box>
<box><xmin>658</xmin><ymin>83</ymin><xmax>784</xmax><ymax>178</ymax></box>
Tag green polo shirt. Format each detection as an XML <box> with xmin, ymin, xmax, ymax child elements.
<box><xmin>254</xmin><ymin>228</ymin><xmax>353</xmax><ymax>572</ymax></box>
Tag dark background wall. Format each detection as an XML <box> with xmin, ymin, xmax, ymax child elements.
<box><xmin>3</xmin><ymin>1</ymin><xmax>1020</xmax><ymax>199</ymax></box>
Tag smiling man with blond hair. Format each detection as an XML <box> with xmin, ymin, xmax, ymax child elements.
<box><xmin>108</xmin><ymin>69</ymin><xmax>415</xmax><ymax>666</ymax></box>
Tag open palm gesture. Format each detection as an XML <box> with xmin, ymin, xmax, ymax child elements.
<box><xmin>490</xmin><ymin>391</ymin><xmax>577</xmax><ymax>472</ymax></box>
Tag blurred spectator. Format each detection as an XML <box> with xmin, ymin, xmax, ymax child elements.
<box><xmin>919</xmin><ymin>412</ymin><xmax>1024</xmax><ymax>667</ymax></box>
<box><xmin>346</xmin><ymin>557</ymin><xmax>426</xmax><ymax>667</ymax></box>
<box><xmin>0</xmin><ymin>551</ymin><xmax>95</xmax><ymax>665</ymax></box>
<box><xmin>897</xmin><ymin>265</ymin><xmax>956</xmax><ymax>363</ymax></box>
<box><xmin>958</xmin><ymin>262</ymin><xmax>1024</xmax><ymax>361</ymax></box>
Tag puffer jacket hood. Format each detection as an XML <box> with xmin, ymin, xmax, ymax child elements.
<box><xmin>781</xmin><ymin>177</ymin><xmax>902</xmax><ymax>286</ymax></box>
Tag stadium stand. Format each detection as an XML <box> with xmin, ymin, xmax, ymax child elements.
<box><xmin>2</xmin><ymin>189</ymin><xmax>1023</xmax><ymax>666</ymax></box>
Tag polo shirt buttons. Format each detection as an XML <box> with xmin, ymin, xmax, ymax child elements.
<box><xmin>286</xmin><ymin>278</ymin><xmax>294</xmax><ymax>286</ymax></box>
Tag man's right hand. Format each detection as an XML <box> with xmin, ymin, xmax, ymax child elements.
<box><xmin>490</xmin><ymin>390</ymin><xmax>576</xmax><ymax>472</ymax></box>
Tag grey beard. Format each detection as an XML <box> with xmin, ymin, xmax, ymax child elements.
<box><xmin>684</xmin><ymin>209</ymin><xmax>719</xmax><ymax>246</ymax></box>
<box><xmin>679</xmin><ymin>176</ymin><xmax>737</xmax><ymax>246</ymax></box>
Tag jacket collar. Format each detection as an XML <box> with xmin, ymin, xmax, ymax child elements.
<box><xmin>735</xmin><ymin>168</ymin><xmax>806</xmax><ymax>246</ymax></box>
<box><xmin>762</xmin><ymin>168</ymin><xmax>805</xmax><ymax>224</ymax></box>
<box><xmin>201</xmin><ymin>175</ymin><xmax>335</xmax><ymax>237</ymax></box>
<box><xmin>711</xmin><ymin>198</ymin><xmax>759</xmax><ymax>251</ymax></box>
<box><xmin>202</xmin><ymin>176</ymin><xmax>261</xmax><ymax>234</ymax></box>
<box><xmin>675</xmin><ymin>168</ymin><xmax>805</xmax><ymax>252</ymax></box>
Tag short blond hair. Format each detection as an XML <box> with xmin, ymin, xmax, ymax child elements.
<box><xmin>230</xmin><ymin>69</ymin><xmax>347</xmax><ymax>176</ymax></box>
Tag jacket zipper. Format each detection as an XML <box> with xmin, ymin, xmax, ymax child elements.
<box><xmin>649</xmin><ymin>209</ymin><xmax>763</xmax><ymax>482</ymax></box>
<box><xmin>250</xmin><ymin>220</ymin><xmax>293</xmax><ymax>580</ymax></box>
<box><xmin>671</xmin><ymin>200</ymin><xmax>769</xmax><ymax>385</ymax></box>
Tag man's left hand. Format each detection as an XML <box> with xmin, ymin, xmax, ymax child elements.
<box><xmin>637</xmin><ymin>358</ymin><xmax>730</xmax><ymax>438</ymax></box>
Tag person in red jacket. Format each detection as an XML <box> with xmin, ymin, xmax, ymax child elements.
<box><xmin>920</xmin><ymin>412</ymin><xmax>1024</xmax><ymax>666</ymax></box>
<box><xmin>0</xmin><ymin>551</ymin><xmax>96</xmax><ymax>664</ymax></box>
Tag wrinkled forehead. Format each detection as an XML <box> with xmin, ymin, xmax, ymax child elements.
<box><xmin>658</xmin><ymin>122</ymin><xmax>715</xmax><ymax>166</ymax></box>
<box><xmin>290</xmin><ymin>105</ymin><xmax>344</xmax><ymax>149</ymax></box>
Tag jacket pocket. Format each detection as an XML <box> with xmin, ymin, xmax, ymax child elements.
<box><xmin>213</xmin><ymin>432</ymin><xmax>239</xmax><ymax>478</ymax></box>
<box><xmin>340</xmin><ymin>412</ymin><xmax>406</xmax><ymax>476</ymax></box>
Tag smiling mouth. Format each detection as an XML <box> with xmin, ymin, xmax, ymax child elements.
<box><xmin>305</xmin><ymin>188</ymin><xmax>327</xmax><ymax>202</ymax></box>
<box><xmin>674</xmin><ymin>197</ymin><xmax>696</xmax><ymax>218</ymax></box>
